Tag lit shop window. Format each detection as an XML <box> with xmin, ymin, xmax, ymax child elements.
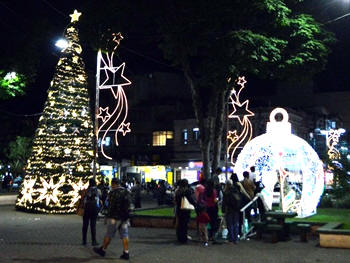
<box><xmin>182</xmin><ymin>129</ymin><xmax>188</xmax><ymax>145</ymax></box>
<box><xmin>193</xmin><ymin>128</ymin><xmax>200</xmax><ymax>141</ymax></box>
<box><xmin>152</xmin><ymin>131</ymin><xmax>173</xmax><ymax>146</ymax></box>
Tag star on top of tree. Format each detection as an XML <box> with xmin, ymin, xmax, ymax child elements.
<box><xmin>100</xmin><ymin>62</ymin><xmax>131</xmax><ymax>98</ymax></box>
<box><xmin>119</xmin><ymin>122</ymin><xmax>131</xmax><ymax>136</ymax></box>
<box><xmin>70</xmin><ymin>10</ymin><xmax>82</xmax><ymax>23</ymax></box>
<box><xmin>228</xmin><ymin>100</ymin><xmax>254</xmax><ymax>125</ymax></box>
<box><xmin>97</xmin><ymin>107</ymin><xmax>111</xmax><ymax>122</ymax></box>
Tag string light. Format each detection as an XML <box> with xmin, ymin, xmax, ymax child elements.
<box><xmin>227</xmin><ymin>76</ymin><xmax>254</xmax><ymax>165</ymax></box>
<box><xmin>16</xmin><ymin>10</ymin><xmax>96</xmax><ymax>214</ymax></box>
<box><xmin>97</xmin><ymin>32</ymin><xmax>132</xmax><ymax>160</ymax></box>
<box><xmin>235</xmin><ymin>108</ymin><xmax>324</xmax><ymax>218</ymax></box>
<box><xmin>321</xmin><ymin>128</ymin><xmax>345</xmax><ymax>160</ymax></box>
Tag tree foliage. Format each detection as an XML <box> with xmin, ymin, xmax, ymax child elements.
<box><xmin>79</xmin><ymin>0</ymin><xmax>335</xmax><ymax>178</ymax></box>
<box><xmin>5</xmin><ymin>136</ymin><xmax>32</xmax><ymax>177</ymax></box>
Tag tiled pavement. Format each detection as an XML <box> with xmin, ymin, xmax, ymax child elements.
<box><xmin>0</xmin><ymin>203</ymin><xmax>350</xmax><ymax>263</ymax></box>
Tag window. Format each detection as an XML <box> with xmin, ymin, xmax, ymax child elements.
<box><xmin>152</xmin><ymin>131</ymin><xmax>173</xmax><ymax>146</ymax></box>
<box><xmin>182</xmin><ymin>129</ymin><xmax>188</xmax><ymax>145</ymax></box>
<box><xmin>193</xmin><ymin>128</ymin><xmax>199</xmax><ymax>141</ymax></box>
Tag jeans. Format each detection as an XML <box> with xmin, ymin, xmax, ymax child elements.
<box><xmin>82</xmin><ymin>212</ymin><xmax>98</xmax><ymax>243</ymax></box>
<box><xmin>225</xmin><ymin>212</ymin><xmax>239</xmax><ymax>242</ymax></box>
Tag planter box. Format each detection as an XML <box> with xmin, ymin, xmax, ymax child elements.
<box><xmin>317</xmin><ymin>222</ymin><xmax>350</xmax><ymax>249</ymax></box>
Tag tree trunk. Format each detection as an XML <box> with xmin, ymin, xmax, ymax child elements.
<box><xmin>211</xmin><ymin>88</ymin><xmax>228</xmax><ymax>174</ymax></box>
<box><xmin>183</xmin><ymin>66</ymin><xmax>213</xmax><ymax>179</ymax></box>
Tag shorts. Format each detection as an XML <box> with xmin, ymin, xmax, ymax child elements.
<box><xmin>105</xmin><ymin>218</ymin><xmax>129</xmax><ymax>239</ymax></box>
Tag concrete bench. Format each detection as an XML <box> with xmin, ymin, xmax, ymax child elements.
<box><xmin>252</xmin><ymin>221</ymin><xmax>266</xmax><ymax>240</ymax></box>
<box><xmin>296</xmin><ymin>223</ymin><xmax>311</xmax><ymax>242</ymax></box>
<box><xmin>266</xmin><ymin>224</ymin><xmax>283</xmax><ymax>243</ymax></box>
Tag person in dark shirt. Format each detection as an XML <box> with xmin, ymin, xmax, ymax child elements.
<box><xmin>93</xmin><ymin>178</ymin><xmax>131</xmax><ymax>260</ymax></box>
<box><xmin>174</xmin><ymin>179</ymin><xmax>196</xmax><ymax>243</ymax></box>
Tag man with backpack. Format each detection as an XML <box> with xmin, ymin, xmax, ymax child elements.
<box><xmin>93</xmin><ymin>178</ymin><xmax>131</xmax><ymax>260</ymax></box>
<box><xmin>81</xmin><ymin>178</ymin><xmax>101</xmax><ymax>246</ymax></box>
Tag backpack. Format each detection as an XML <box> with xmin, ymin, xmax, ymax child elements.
<box><xmin>84</xmin><ymin>187</ymin><xmax>99</xmax><ymax>210</ymax></box>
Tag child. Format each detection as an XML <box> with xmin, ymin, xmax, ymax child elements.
<box><xmin>196</xmin><ymin>206</ymin><xmax>210</xmax><ymax>246</ymax></box>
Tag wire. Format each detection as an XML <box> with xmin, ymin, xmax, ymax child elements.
<box><xmin>39</xmin><ymin>0</ymin><xmax>66</xmax><ymax>17</ymax></box>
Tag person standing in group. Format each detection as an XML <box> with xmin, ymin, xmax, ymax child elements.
<box><xmin>249</xmin><ymin>166</ymin><xmax>257</xmax><ymax>183</ymax></box>
<box><xmin>131</xmin><ymin>180</ymin><xmax>142</xmax><ymax>209</ymax></box>
<box><xmin>93</xmin><ymin>178</ymin><xmax>131</xmax><ymax>260</ymax></box>
<box><xmin>204</xmin><ymin>179</ymin><xmax>219</xmax><ymax>241</ymax></box>
<box><xmin>196</xmin><ymin>206</ymin><xmax>210</xmax><ymax>247</ymax></box>
<box><xmin>242</xmin><ymin>171</ymin><xmax>256</xmax><ymax>200</ymax></box>
<box><xmin>222</xmin><ymin>179</ymin><xmax>241</xmax><ymax>244</ymax></box>
<box><xmin>174</xmin><ymin>179</ymin><xmax>196</xmax><ymax>243</ymax></box>
<box><xmin>81</xmin><ymin>178</ymin><xmax>101</xmax><ymax>246</ymax></box>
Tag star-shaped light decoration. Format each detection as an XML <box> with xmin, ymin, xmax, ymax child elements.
<box><xmin>68</xmin><ymin>179</ymin><xmax>89</xmax><ymax>207</ymax></box>
<box><xmin>236</xmin><ymin>76</ymin><xmax>247</xmax><ymax>87</ymax></box>
<box><xmin>119</xmin><ymin>122</ymin><xmax>131</xmax><ymax>136</ymax></box>
<box><xmin>59</xmin><ymin>125</ymin><xmax>67</xmax><ymax>132</ymax></box>
<box><xmin>17</xmin><ymin>178</ymin><xmax>36</xmax><ymax>205</ymax></box>
<box><xmin>97</xmin><ymin>107</ymin><xmax>111</xmax><ymax>122</ymax></box>
<box><xmin>112</xmin><ymin>32</ymin><xmax>124</xmax><ymax>51</ymax></box>
<box><xmin>100</xmin><ymin>63</ymin><xmax>131</xmax><ymax>98</ymax></box>
<box><xmin>35</xmin><ymin>177</ymin><xmax>65</xmax><ymax>206</ymax></box>
<box><xmin>227</xmin><ymin>130</ymin><xmax>239</xmax><ymax>142</ymax></box>
<box><xmin>228</xmin><ymin>100</ymin><xmax>254</xmax><ymax>125</ymax></box>
<box><xmin>70</xmin><ymin>10</ymin><xmax>82</xmax><ymax>23</ymax></box>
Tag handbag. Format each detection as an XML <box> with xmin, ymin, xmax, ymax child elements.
<box><xmin>180</xmin><ymin>196</ymin><xmax>195</xmax><ymax>210</ymax></box>
<box><xmin>76</xmin><ymin>207</ymin><xmax>84</xmax><ymax>216</ymax></box>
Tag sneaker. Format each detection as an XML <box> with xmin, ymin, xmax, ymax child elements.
<box><xmin>203</xmin><ymin>242</ymin><xmax>209</xmax><ymax>247</ymax></box>
<box><xmin>82</xmin><ymin>241</ymin><xmax>87</xmax><ymax>246</ymax></box>
<box><xmin>92</xmin><ymin>241</ymin><xmax>99</xmax><ymax>246</ymax></box>
<box><xmin>120</xmin><ymin>251</ymin><xmax>129</xmax><ymax>260</ymax></box>
<box><xmin>93</xmin><ymin>247</ymin><xmax>105</xmax><ymax>257</ymax></box>
<box><xmin>187</xmin><ymin>235</ymin><xmax>192</xmax><ymax>240</ymax></box>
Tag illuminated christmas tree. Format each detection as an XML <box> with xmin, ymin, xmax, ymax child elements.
<box><xmin>16</xmin><ymin>10</ymin><xmax>95</xmax><ymax>213</ymax></box>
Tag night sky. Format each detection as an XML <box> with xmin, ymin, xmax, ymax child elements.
<box><xmin>1</xmin><ymin>0</ymin><xmax>350</xmax><ymax>115</ymax></box>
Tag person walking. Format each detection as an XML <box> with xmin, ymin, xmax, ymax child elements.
<box><xmin>242</xmin><ymin>171</ymin><xmax>256</xmax><ymax>200</ymax></box>
<box><xmin>93</xmin><ymin>178</ymin><xmax>131</xmax><ymax>260</ymax></box>
<box><xmin>222</xmin><ymin>179</ymin><xmax>241</xmax><ymax>244</ymax></box>
<box><xmin>81</xmin><ymin>178</ymin><xmax>101</xmax><ymax>246</ymax></box>
<box><xmin>204</xmin><ymin>179</ymin><xmax>219</xmax><ymax>241</ymax></box>
<box><xmin>174</xmin><ymin>179</ymin><xmax>196</xmax><ymax>243</ymax></box>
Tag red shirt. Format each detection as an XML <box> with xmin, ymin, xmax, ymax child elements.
<box><xmin>196</xmin><ymin>212</ymin><xmax>210</xmax><ymax>224</ymax></box>
<box><xmin>204</xmin><ymin>189</ymin><xmax>217</xmax><ymax>208</ymax></box>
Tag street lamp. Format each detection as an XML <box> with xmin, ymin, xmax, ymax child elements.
<box><xmin>55</xmin><ymin>39</ymin><xmax>68</xmax><ymax>50</ymax></box>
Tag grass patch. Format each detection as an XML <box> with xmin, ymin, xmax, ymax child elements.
<box><xmin>134</xmin><ymin>207</ymin><xmax>223</xmax><ymax>219</ymax></box>
<box><xmin>286</xmin><ymin>208</ymin><xmax>350</xmax><ymax>229</ymax></box>
<box><xmin>134</xmin><ymin>207</ymin><xmax>350</xmax><ymax>229</ymax></box>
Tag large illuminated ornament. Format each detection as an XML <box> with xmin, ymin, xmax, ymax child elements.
<box><xmin>96</xmin><ymin>32</ymin><xmax>131</xmax><ymax>160</ymax></box>
<box><xmin>235</xmin><ymin>108</ymin><xmax>324</xmax><ymax>218</ymax></box>
<box><xmin>227</xmin><ymin>76</ymin><xmax>254</xmax><ymax>165</ymax></box>
<box><xmin>322</xmin><ymin>128</ymin><xmax>345</xmax><ymax>160</ymax></box>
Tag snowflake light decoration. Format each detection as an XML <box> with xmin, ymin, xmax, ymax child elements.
<box><xmin>234</xmin><ymin>108</ymin><xmax>324</xmax><ymax>218</ymax></box>
<box><xmin>35</xmin><ymin>177</ymin><xmax>65</xmax><ymax>206</ymax></box>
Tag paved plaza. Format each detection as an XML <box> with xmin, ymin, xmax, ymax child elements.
<box><xmin>0</xmin><ymin>202</ymin><xmax>350</xmax><ymax>263</ymax></box>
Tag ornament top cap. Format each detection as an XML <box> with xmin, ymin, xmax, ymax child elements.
<box><xmin>269</xmin><ymin>107</ymin><xmax>289</xmax><ymax>123</ymax></box>
<box><xmin>70</xmin><ymin>10</ymin><xmax>82</xmax><ymax>23</ymax></box>
<box><xmin>266</xmin><ymin>107</ymin><xmax>291</xmax><ymax>134</ymax></box>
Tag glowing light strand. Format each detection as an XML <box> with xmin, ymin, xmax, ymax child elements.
<box><xmin>227</xmin><ymin>76</ymin><xmax>254</xmax><ymax>165</ymax></box>
<box><xmin>97</xmin><ymin>33</ymin><xmax>131</xmax><ymax>160</ymax></box>
<box><xmin>325</xmin><ymin>129</ymin><xmax>344</xmax><ymax>160</ymax></box>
